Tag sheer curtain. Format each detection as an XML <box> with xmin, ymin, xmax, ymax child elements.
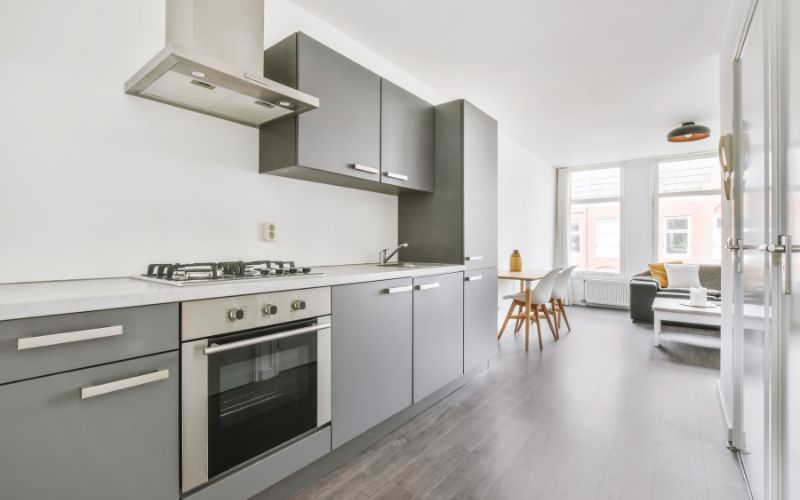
<box><xmin>554</xmin><ymin>168</ymin><xmax>572</xmax><ymax>303</ymax></box>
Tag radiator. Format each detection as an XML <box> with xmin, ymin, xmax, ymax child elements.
<box><xmin>583</xmin><ymin>279</ymin><xmax>629</xmax><ymax>308</ymax></box>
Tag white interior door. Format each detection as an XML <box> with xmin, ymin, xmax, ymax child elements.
<box><xmin>736</xmin><ymin>2</ymin><xmax>769</xmax><ymax>498</ymax></box>
<box><xmin>780</xmin><ymin>0</ymin><xmax>800</xmax><ymax>497</ymax></box>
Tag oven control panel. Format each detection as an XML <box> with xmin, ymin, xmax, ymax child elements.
<box><xmin>181</xmin><ymin>287</ymin><xmax>331</xmax><ymax>341</ymax></box>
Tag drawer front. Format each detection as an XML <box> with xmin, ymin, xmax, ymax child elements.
<box><xmin>0</xmin><ymin>303</ymin><xmax>178</xmax><ymax>385</ymax></box>
<box><xmin>0</xmin><ymin>351</ymin><xmax>179</xmax><ymax>500</ymax></box>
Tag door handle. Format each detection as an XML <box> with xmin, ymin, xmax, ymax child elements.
<box><xmin>351</xmin><ymin>163</ymin><xmax>379</xmax><ymax>175</ymax></box>
<box><xmin>415</xmin><ymin>282</ymin><xmax>440</xmax><ymax>291</ymax></box>
<box><xmin>465</xmin><ymin>275</ymin><xmax>483</xmax><ymax>282</ymax></box>
<box><xmin>385</xmin><ymin>172</ymin><xmax>408</xmax><ymax>181</ymax></box>
<box><xmin>81</xmin><ymin>369</ymin><xmax>169</xmax><ymax>400</ymax></box>
<box><xmin>18</xmin><ymin>325</ymin><xmax>123</xmax><ymax>351</ymax></box>
<box><xmin>465</xmin><ymin>256</ymin><xmax>483</xmax><ymax>262</ymax></box>
<box><xmin>384</xmin><ymin>285</ymin><xmax>412</xmax><ymax>294</ymax></box>
<box><xmin>759</xmin><ymin>234</ymin><xmax>800</xmax><ymax>294</ymax></box>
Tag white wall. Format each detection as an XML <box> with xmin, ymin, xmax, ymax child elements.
<box><xmin>497</xmin><ymin>135</ymin><xmax>555</xmax><ymax>303</ymax></box>
<box><xmin>0</xmin><ymin>0</ymin><xmax>555</xmax><ymax>284</ymax></box>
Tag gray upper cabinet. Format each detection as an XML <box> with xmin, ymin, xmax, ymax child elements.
<box><xmin>464</xmin><ymin>268</ymin><xmax>498</xmax><ymax>372</ymax></box>
<box><xmin>260</xmin><ymin>32</ymin><xmax>385</xmax><ymax>193</ymax></box>
<box><xmin>380</xmin><ymin>79</ymin><xmax>434</xmax><ymax>192</ymax></box>
<box><xmin>398</xmin><ymin>100</ymin><xmax>498</xmax><ymax>268</ymax></box>
<box><xmin>412</xmin><ymin>272</ymin><xmax>464</xmax><ymax>403</ymax></box>
<box><xmin>331</xmin><ymin>278</ymin><xmax>413</xmax><ymax>448</ymax></box>
<box><xmin>0</xmin><ymin>351</ymin><xmax>179</xmax><ymax>500</ymax></box>
<box><xmin>0</xmin><ymin>303</ymin><xmax>178</xmax><ymax>385</ymax></box>
<box><xmin>463</xmin><ymin>101</ymin><xmax>499</xmax><ymax>270</ymax></box>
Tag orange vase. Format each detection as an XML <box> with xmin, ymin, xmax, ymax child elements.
<box><xmin>509</xmin><ymin>250</ymin><xmax>522</xmax><ymax>272</ymax></box>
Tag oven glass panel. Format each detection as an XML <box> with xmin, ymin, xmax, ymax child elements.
<box><xmin>207</xmin><ymin>323</ymin><xmax>318</xmax><ymax>478</ymax></box>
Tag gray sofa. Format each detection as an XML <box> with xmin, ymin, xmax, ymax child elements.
<box><xmin>629</xmin><ymin>264</ymin><xmax>721</xmax><ymax>323</ymax></box>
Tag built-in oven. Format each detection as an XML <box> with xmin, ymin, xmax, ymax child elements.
<box><xmin>180</xmin><ymin>287</ymin><xmax>331</xmax><ymax>493</ymax></box>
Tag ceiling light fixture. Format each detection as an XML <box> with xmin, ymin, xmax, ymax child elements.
<box><xmin>667</xmin><ymin>122</ymin><xmax>710</xmax><ymax>142</ymax></box>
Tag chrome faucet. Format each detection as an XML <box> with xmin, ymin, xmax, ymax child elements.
<box><xmin>380</xmin><ymin>243</ymin><xmax>408</xmax><ymax>264</ymax></box>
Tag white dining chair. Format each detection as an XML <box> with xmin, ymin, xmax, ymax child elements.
<box><xmin>498</xmin><ymin>268</ymin><xmax>560</xmax><ymax>351</ymax></box>
<box><xmin>549</xmin><ymin>265</ymin><xmax>576</xmax><ymax>334</ymax></box>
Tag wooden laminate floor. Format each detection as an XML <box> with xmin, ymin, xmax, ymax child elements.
<box><xmin>291</xmin><ymin>306</ymin><xmax>749</xmax><ymax>500</ymax></box>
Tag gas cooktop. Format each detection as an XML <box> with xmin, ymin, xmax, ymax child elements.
<box><xmin>136</xmin><ymin>260</ymin><xmax>323</xmax><ymax>286</ymax></box>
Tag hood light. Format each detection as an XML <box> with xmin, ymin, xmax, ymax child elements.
<box><xmin>191</xmin><ymin>70</ymin><xmax>207</xmax><ymax>78</ymax></box>
<box><xmin>278</xmin><ymin>100</ymin><xmax>293</xmax><ymax>108</ymax></box>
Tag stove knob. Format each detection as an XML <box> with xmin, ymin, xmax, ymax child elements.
<box><xmin>263</xmin><ymin>304</ymin><xmax>278</xmax><ymax>316</ymax></box>
<box><xmin>291</xmin><ymin>299</ymin><xmax>307</xmax><ymax>311</ymax></box>
<box><xmin>227</xmin><ymin>307</ymin><xmax>245</xmax><ymax>322</ymax></box>
<box><xmin>301</xmin><ymin>267</ymin><xmax>311</xmax><ymax>273</ymax></box>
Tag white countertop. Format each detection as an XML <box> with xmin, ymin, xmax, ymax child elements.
<box><xmin>0</xmin><ymin>263</ymin><xmax>465</xmax><ymax>321</ymax></box>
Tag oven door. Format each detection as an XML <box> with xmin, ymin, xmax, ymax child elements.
<box><xmin>181</xmin><ymin>316</ymin><xmax>331</xmax><ymax>492</ymax></box>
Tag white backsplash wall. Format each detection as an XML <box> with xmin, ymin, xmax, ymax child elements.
<box><xmin>0</xmin><ymin>0</ymin><xmax>440</xmax><ymax>284</ymax></box>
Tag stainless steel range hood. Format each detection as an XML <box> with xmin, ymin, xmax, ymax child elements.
<box><xmin>124</xmin><ymin>0</ymin><xmax>318</xmax><ymax>127</ymax></box>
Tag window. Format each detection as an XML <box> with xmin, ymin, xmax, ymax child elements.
<box><xmin>656</xmin><ymin>156</ymin><xmax>721</xmax><ymax>263</ymax></box>
<box><xmin>570</xmin><ymin>222</ymin><xmax>581</xmax><ymax>253</ymax></box>
<box><xmin>595</xmin><ymin>219</ymin><xmax>620</xmax><ymax>258</ymax></box>
<box><xmin>568</xmin><ymin>167</ymin><xmax>621</xmax><ymax>273</ymax></box>
<box><xmin>664</xmin><ymin>216</ymin><xmax>690</xmax><ymax>257</ymax></box>
<box><xmin>714</xmin><ymin>215</ymin><xmax>722</xmax><ymax>260</ymax></box>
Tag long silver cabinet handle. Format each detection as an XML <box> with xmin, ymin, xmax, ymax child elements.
<box><xmin>351</xmin><ymin>163</ymin><xmax>379</xmax><ymax>175</ymax></box>
<box><xmin>415</xmin><ymin>282</ymin><xmax>440</xmax><ymax>291</ymax></box>
<box><xmin>205</xmin><ymin>323</ymin><xmax>331</xmax><ymax>355</ymax></box>
<box><xmin>18</xmin><ymin>325</ymin><xmax>123</xmax><ymax>351</ymax></box>
<box><xmin>384</xmin><ymin>285</ymin><xmax>413</xmax><ymax>294</ymax></box>
<box><xmin>385</xmin><ymin>172</ymin><xmax>408</xmax><ymax>181</ymax></box>
<box><xmin>465</xmin><ymin>275</ymin><xmax>483</xmax><ymax>282</ymax></box>
<box><xmin>81</xmin><ymin>369</ymin><xmax>169</xmax><ymax>400</ymax></box>
<box><xmin>465</xmin><ymin>256</ymin><xmax>483</xmax><ymax>261</ymax></box>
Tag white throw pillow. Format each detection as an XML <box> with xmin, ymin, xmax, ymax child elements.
<box><xmin>664</xmin><ymin>263</ymin><xmax>701</xmax><ymax>289</ymax></box>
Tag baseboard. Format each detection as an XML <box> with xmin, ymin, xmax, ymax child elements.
<box><xmin>250</xmin><ymin>363</ymin><xmax>488</xmax><ymax>500</ymax></box>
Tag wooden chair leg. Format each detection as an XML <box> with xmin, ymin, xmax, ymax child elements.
<box><xmin>514</xmin><ymin>303</ymin><xmax>523</xmax><ymax>333</ymax></box>
<box><xmin>525</xmin><ymin>292</ymin><xmax>532</xmax><ymax>352</ymax></box>
<box><xmin>532</xmin><ymin>304</ymin><xmax>543</xmax><ymax>351</ymax></box>
<box><xmin>542</xmin><ymin>304</ymin><xmax>558</xmax><ymax>340</ymax></box>
<box><xmin>498</xmin><ymin>301</ymin><xmax>516</xmax><ymax>340</ymax></box>
<box><xmin>558</xmin><ymin>299</ymin><xmax>571</xmax><ymax>332</ymax></box>
<box><xmin>551</xmin><ymin>299</ymin><xmax>560</xmax><ymax>329</ymax></box>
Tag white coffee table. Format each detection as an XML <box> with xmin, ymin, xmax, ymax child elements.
<box><xmin>652</xmin><ymin>297</ymin><xmax>721</xmax><ymax>347</ymax></box>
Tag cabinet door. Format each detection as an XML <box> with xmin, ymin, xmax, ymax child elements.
<box><xmin>463</xmin><ymin>101</ymin><xmax>498</xmax><ymax>270</ymax></box>
<box><xmin>331</xmin><ymin>278</ymin><xmax>412</xmax><ymax>448</ymax></box>
<box><xmin>380</xmin><ymin>79</ymin><xmax>434</xmax><ymax>192</ymax></box>
<box><xmin>464</xmin><ymin>268</ymin><xmax>498</xmax><ymax>372</ymax></box>
<box><xmin>413</xmin><ymin>272</ymin><xmax>464</xmax><ymax>403</ymax></box>
<box><xmin>297</xmin><ymin>33</ymin><xmax>381</xmax><ymax>182</ymax></box>
<box><xmin>0</xmin><ymin>352</ymin><xmax>179</xmax><ymax>500</ymax></box>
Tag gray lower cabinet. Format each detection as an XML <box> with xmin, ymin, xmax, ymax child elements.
<box><xmin>0</xmin><ymin>351</ymin><xmax>179</xmax><ymax>500</ymax></box>
<box><xmin>260</xmin><ymin>32</ymin><xmax>384</xmax><ymax>193</ymax></box>
<box><xmin>464</xmin><ymin>268</ymin><xmax>498</xmax><ymax>372</ymax></box>
<box><xmin>331</xmin><ymin>278</ymin><xmax>413</xmax><ymax>448</ymax></box>
<box><xmin>413</xmin><ymin>272</ymin><xmax>464</xmax><ymax>403</ymax></box>
<box><xmin>380</xmin><ymin>79</ymin><xmax>434</xmax><ymax>192</ymax></box>
<box><xmin>0</xmin><ymin>303</ymin><xmax>178</xmax><ymax>385</ymax></box>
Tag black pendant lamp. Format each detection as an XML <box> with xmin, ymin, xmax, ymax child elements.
<box><xmin>667</xmin><ymin>121</ymin><xmax>710</xmax><ymax>142</ymax></box>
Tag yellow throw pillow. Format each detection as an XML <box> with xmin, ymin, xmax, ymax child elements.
<box><xmin>648</xmin><ymin>261</ymin><xmax>683</xmax><ymax>288</ymax></box>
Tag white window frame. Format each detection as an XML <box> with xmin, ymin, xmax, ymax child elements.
<box><xmin>663</xmin><ymin>215</ymin><xmax>692</xmax><ymax>258</ymax></box>
<box><xmin>652</xmin><ymin>154</ymin><xmax>721</xmax><ymax>263</ymax></box>
<box><xmin>566</xmin><ymin>165</ymin><xmax>624</xmax><ymax>277</ymax></box>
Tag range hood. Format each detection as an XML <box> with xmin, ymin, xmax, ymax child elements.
<box><xmin>124</xmin><ymin>0</ymin><xmax>318</xmax><ymax>127</ymax></box>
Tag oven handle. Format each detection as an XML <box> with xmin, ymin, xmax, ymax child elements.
<box><xmin>203</xmin><ymin>323</ymin><xmax>331</xmax><ymax>355</ymax></box>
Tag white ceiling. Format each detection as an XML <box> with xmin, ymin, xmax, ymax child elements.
<box><xmin>288</xmin><ymin>0</ymin><xmax>724</xmax><ymax>166</ymax></box>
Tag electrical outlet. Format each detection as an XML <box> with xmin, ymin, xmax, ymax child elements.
<box><xmin>261</xmin><ymin>222</ymin><xmax>277</xmax><ymax>241</ymax></box>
